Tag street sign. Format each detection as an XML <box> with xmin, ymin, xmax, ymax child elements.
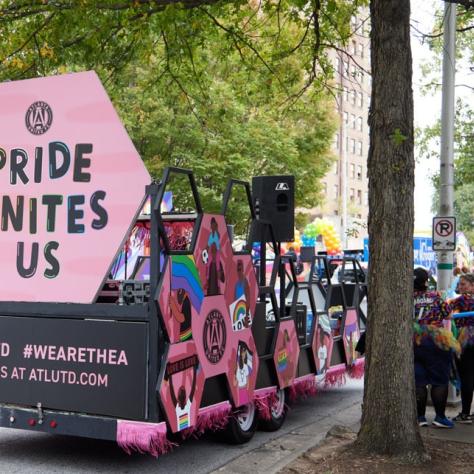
<box><xmin>432</xmin><ymin>216</ymin><xmax>456</xmax><ymax>251</ymax></box>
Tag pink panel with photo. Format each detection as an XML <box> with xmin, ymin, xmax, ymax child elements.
<box><xmin>159</xmin><ymin>341</ymin><xmax>205</xmax><ymax>434</ymax></box>
<box><xmin>273</xmin><ymin>320</ymin><xmax>300</xmax><ymax>389</ymax></box>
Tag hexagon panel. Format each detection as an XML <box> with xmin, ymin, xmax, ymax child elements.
<box><xmin>223</xmin><ymin>254</ymin><xmax>258</xmax><ymax>333</ymax></box>
<box><xmin>226</xmin><ymin>330</ymin><xmax>259</xmax><ymax>407</ymax></box>
<box><xmin>159</xmin><ymin>340</ymin><xmax>205</xmax><ymax>433</ymax></box>
<box><xmin>193</xmin><ymin>214</ymin><xmax>233</xmax><ymax>298</ymax></box>
<box><xmin>158</xmin><ymin>255</ymin><xmax>204</xmax><ymax>344</ymax></box>
<box><xmin>312</xmin><ymin>312</ymin><xmax>334</xmax><ymax>382</ymax></box>
<box><xmin>273</xmin><ymin>319</ymin><xmax>300</xmax><ymax>389</ymax></box>
<box><xmin>0</xmin><ymin>71</ymin><xmax>150</xmax><ymax>303</ymax></box>
<box><xmin>342</xmin><ymin>308</ymin><xmax>360</xmax><ymax>366</ymax></box>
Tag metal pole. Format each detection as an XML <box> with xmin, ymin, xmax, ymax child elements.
<box><xmin>437</xmin><ymin>1</ymin><xmax>456</xmax><ymax>293</ymax></box>
<box><xmin>341</xmin><ymin>122</ymin><xmax>348</xmax><ymax>249</ymax></box>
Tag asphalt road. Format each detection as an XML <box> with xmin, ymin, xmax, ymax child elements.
<box><xmin>0</xmin><ymin>379</ymin><xmax>363</xmax><ymax>474</ymax></box>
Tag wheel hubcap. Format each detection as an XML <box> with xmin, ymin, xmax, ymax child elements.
<box><xmin>237</xmin><ymin>402</ymin><xmax>255</xmax><ymax>431</ymax></box>
<box><xmin>271</xmin><ymin>389</ymin><xmax>285</xmax><ymax>418</ymax></box>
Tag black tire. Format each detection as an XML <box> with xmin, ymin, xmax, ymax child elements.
<box><xmin>224</xmin><ymin>402</ymin><xmax>257</xmax><ymax>444</ymax></box>
<box><xmin>259</xmin><ymin>388</ymin><xmax>287</xmax><ymax>431</ymax></box>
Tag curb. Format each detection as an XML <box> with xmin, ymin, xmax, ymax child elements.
<box><xmin>211</xmin><ymin>399</ymin><xmax>362</xmax><ymax>474</ymax></box>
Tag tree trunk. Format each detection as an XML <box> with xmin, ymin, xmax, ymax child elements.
<box><xmin>355</xmin><ymin>0</ymin><xmax>426</xmax><ymax>460</ymax></box>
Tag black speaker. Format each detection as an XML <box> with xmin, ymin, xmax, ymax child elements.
<box><xmin>252</xmin><ymin>175</ymin><xmax>295</xmax><ymax>242</ymax></box>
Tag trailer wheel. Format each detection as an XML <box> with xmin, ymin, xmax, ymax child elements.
<box><xmin>259</xmin><ymin>388</ymin><xmax>287</xmax><ymax>431</ymax></box>
<box><xmin>225</xmin><ymin>402</ymin><xmax>257</xmax><ymax>444</ymax></box>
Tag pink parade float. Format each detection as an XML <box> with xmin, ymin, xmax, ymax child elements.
<box><xmin>0</xmin><ymin>71</ymin><xmax>366</xmax><ymax>456</ymax></box>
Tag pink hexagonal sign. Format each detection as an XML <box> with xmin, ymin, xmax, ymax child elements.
<box><xmin>0</xmin><ymin>71</ymin><xmax>150</xmax><ymax>303</ymax></box>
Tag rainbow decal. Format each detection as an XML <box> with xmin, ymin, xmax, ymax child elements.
<box><xmin>171</xmin><ymin>255</ymin><xmax>204</xmax><ymax>312</ymax></box>
<box><xmin>178</xmin><ymin>413</ymin><xmax>190</xmax><ymax>431</ymax></box>
<box><xmin>179</xmin><ymin>327</ymin><xmax>192</xmax><ymax>342</ymax></box>
<box><xmin>277</xmin><ymin>349</ymin><xmax>288</xmax><ymax>372</ymax></box>
<box><xmin>229</xmin><ymin>298</ymin><xmax>252</xmax><ymax>332</ymax></box>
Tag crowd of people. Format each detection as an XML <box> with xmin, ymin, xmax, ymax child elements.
<box><xmin>413</xmin><ymin>267</ymin><xmax>474</xmax><ymax>428</ymax></box>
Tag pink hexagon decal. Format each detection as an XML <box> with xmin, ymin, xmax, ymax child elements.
<box><xmin>224</xmin><ymin>254</ymin><xmax>258</xmax><ymax>332</ymax></box>
<box><xmin>193</xmin><ymin>214</ymin><xmax>233</xmax><ymax>298</ymax></box>
<box><xmin>0</xmin><ymin>71</ymin><xmax>150</xmax><ymax>303</ymax></box>
<box><xmin>226</xmin><ymin>331</ymin><xmax>259</xmax><ymax>407</ymax></box>
<box><xmin>312</xmin><ymin>312</ymin><xmax>334</xmax><ymax>382</ymax></box>
<box><xmin>273</xmin><ymin>320</ymin><xmax>300</xmax><ymax>389</ymax></box>
<box><xmin>343</xmin><ymin>309</ymin><xmax>360</xmax><ymax>366</ymax></box>
<box><xmin>158</xmin><ymin>255</ymin><xmax>204</xmax><ymax>344</ymax></box>
<box><xmin>193</xmin><ymin>295</ymin><xmax>233</xmax><ymax>379</ymax></box>
<box><xmin>159</xmin><ymin>341</ymin><xmax>205</xmax><ymax>433</ymax></box>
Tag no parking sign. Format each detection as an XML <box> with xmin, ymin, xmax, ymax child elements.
<box><xmin>432</xmin><ymin>216</ymin><xmax>456</xmax><ymax>251</ymax></box>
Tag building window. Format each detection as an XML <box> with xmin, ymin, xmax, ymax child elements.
<box><xmin>334</xmin><ymin>209</ymin><xmax>339</xmax><ymax>216</ymax></box>
<box><xmin>322</xmin><ymin>182</ymin><xmax>327</xmax><ymax>195</ymax></box>
<box><xmin>357</xmin><ymin>165</ymin><xmax>363</xmax><ymax>180</ymax></box>
<box><xmin>345</xmin><ymin>136</ymin><xmax>349</xmax><ymax>152</ymax></box>
<box><xmin>350</xmin><ymin>188</ymin><xmax>355</xmax><ymax>202</ymax></box>
<box><xmin>350</xmin><ymin>163</ymin><xmax>355</xmax><ymax>179</ymax></box>
<box><xmin>333</xmin><ymin>162</ymin><xmax>338</xmax><ymax>175</ymax></box>
<box><xmin>359</xmin><ymin>43</ymin><xmax>364</xmax><ymax>58</ymax></box>
<box><xmin>343</xmin><ymin>111</ymin><xmax>349</xmax><ymax>124</ymax></box>
<box><xmin>343</xmin><ymin>86</ymin><xmax>349</xmax><ymax>102</ymax></box>
<box><xmin>351</xmin><ymin>90</ymin><xmax>357</xmax><ymax>105</ymax></box>
<box><xmin>333</xmin><ymin>184</ymin><xmax>339</xmax><ymax>197</ymax></box>
<box><xmin>335</xmin><ymin>133</ymin><xmax>340</xmax><ymax>150</ymax></box>
<box><xmin>350</xmin><ymin>138</ymin><xmax>356</xmax><ymax>154</ymax></box>
<box><xmin>357</xmin><ymin>116</ymin><xmax>363</xmax><ymax>132</ymax></box>
<box><xmin>351</xmin><ymin>15</ymin><xmax>358</xmax><ymax>30</ymax></box>
<box><xmin>351</xmin><ymin>114</ymin><xmax>356</xmax><ymax>129</ymax></box>
<box><xmin>357</xmin><ymin>141</ymin><xmax>363</xmax><ymax>156</ymax></box>
<box><xmin>364</xmin><ymin>191</ymin><xmax>368</xmax><ymax>206</ymax></box>
<box><xmin>336</xmin><ymin>57</ymin><xmax>341</xmax><ymax>73</ymax></box>
<box><xmin>357</xmin><ymin>189</ymin><xmax>362</xmax><ymax>204</ymax></box>
<box><xmin>358</xmin><ymin>92</ymin><xmax>364</xmax><ymax>108</ymax></box>
<box><xmin>351</xmin><ymin>64</ymin><xmax>357</xmax><ymax>79</ymax></box>
<box><xmin>343</xmin><ymin>61</ymin><xmax>349</xmax><ymax>77</ymax></box>
<box><xmin>357</xmin><ymin>213</ymin><xmax>362</xmax><ymax>219</ymax></box>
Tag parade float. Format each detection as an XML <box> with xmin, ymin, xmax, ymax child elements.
<box><xmin>0</xmin><ymin>71</ymin><xmax>366</xmax><ymax>456</ymax></box>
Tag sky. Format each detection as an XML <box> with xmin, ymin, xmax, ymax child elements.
<box><xmin>411</xmin><ymin>0</ymin><xmax>444</xmax><ymax>230</ymax></box>
<box><xmin>410</xmin><ymin>0</ymin><xmax>472</xmax><ymax>231</ymax></box>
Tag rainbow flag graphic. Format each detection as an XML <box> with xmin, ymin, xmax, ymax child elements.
<box><xmin>178</xmin><ymin>413</ymin><xmax>190</xmax><ymax>430</ymax></box>
<box><xmin>229</xmin><ymin>298</ymin><xmax>252</xmax><ymax>331</ymax></box>
<box><xmin>277</xmin><ymin>349</ymin><xmax>288</xmax><ymax>372</ymax></box>
<box><xmin>171</xmin><ymin>255</ymin><xmax>204</xmax><ymax>313</ymax></box>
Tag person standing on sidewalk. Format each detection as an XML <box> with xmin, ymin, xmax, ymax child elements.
<box><xmin>413</xmin><ymin>268</ymin><xmax>460</xmax><ymax>429</ymax></box>
<box><xmin>450</xmin><ymin>273</ymin><xmax>474</xmax><ymax>424</ymax></box>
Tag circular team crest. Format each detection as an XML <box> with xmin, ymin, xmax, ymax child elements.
<box><xmin>203</xmin><ymin>309</ymin><xmax>226</xmax><ymax>364</ymax></box>
<box><xmin>25</xmin><ymin>101</ymin><xmax>53</xmax><ymax>135</ymax></box>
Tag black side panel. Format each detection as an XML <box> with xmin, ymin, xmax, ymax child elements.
<box><xmin>0</xmin><ymin>316</ymin><xmax>148</xmax><ymax>420</ymax></box>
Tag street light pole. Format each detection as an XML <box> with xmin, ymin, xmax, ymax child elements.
<box><xmin>437</xmin><ymin>1</ymin><xmax>456</xmax><ymax>292</ymax></box>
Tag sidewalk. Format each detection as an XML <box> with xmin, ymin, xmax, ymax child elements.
<box><xmin>279</xmin><ymin>402</ymin><xmax>474</xmax><ymax>474</ymax></box>
<box><xmin>211</xmin><ymin>395</ymin><xmax>362</xmax><ymax>474</ymax></box>
<box><xmin>213</xmin><ymin>393</ymin><xmax>474</xmax><ymax>474</ymax></box>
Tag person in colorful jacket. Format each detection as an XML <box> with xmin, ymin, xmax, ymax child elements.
<box><xmin>413</xmin><ymin>268</ymin><xmax>460</xmax><ymax>429</ymax></box>
<box><xmin>449</xmin><ymin>273</ymin><xmax>474</xmax><ymax>424</ymax></box>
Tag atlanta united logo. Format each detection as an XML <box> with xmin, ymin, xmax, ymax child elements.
<box><xmin>25</xmin><ymin>101</ymin><xmax>53</xmax><ymax>135</ymax></box>
<box><xmin>203</xmin><ymin>309</ymin><xmax>226</xmax><ymax>364</ymax></box>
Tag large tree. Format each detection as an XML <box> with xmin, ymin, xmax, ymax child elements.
<box><xmin>0</xmin><ymin>0</ymin><xmax>362</xmax><ymax>227</ymax></box>
<box><xmin>1</xmin><ymin>0</ymin><xmax>429</xmax><ymax>462</ymax></box>
<box><xmin>355</xmin><ymin>0</ymin><xmax>426</xmax><ymax>460</ymax></box>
